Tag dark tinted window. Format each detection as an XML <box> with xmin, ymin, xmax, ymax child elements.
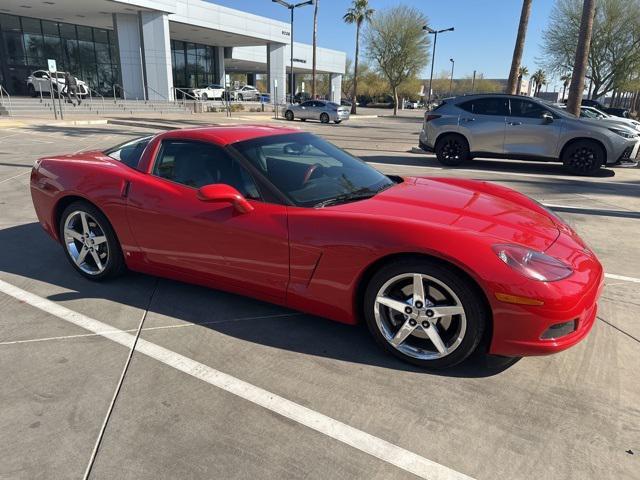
<box><xmin>459</xmin><ymin>97</ymin><xmax>509</xmax><ymax>116</ymax></box>
<box><xmin>105</xmin><ymin>137</ymin><xmax>152</xmax><ymax>169</ymax></box>
<box><xmin>153</xmin><ymin>140</ymin><xmax>259</xmax><ymax>199</ymax></box>
<box><xmin>301</xmin><ymin>101</ymin><xmax>314</xmax><ymax>107</ymax></box>
<box><xmin>510</xmin><ymin>99</ymin><xmax>550</xmax><ymax>118</ymax></box>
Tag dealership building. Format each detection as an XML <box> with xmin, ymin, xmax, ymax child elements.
<box><xmin>0</xmin><ymin>0</ymin><xmax>346</xmax><ymax>102</ymax></box>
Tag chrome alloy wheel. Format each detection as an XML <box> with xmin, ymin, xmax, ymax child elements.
<box><xmin>63</xmin><ymin>210</ymin><xmax>109</xmax><ymax>275</ymax></box>
<box><xmin>374</xmin><ymin>273</ymin><xmax>467</xmax><ymax>360</ymax></box>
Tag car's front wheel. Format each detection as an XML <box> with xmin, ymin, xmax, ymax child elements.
<box><xmin>562</xmin><ymin>140</ymin><xmax>605</xmax><ymax>175</ymax></box>
<box><xmin>320</xmin><ymin>112</ymin><xmax>330</xmax><ymax>124</ymax></box>
<box><xmin>285</xmin><ymin>110</ymin><xmax>294</xmax><ymax>121</ymax></box>
<box><xmin>435</xmin><ymin>134</ymin><xmax>470</xmax><ymax>166</ymax></box>
<box><xmin>59</xmin><ymin>201</ymin><xmax>125</xmax><ymax>281</ymax></box>
<box><xmin>201</xmin><ymin>93</ymin><xmax>209</xmax><ymax>101</ymax></box>
<box><xmin>364</xmin><ymin>258</ymin><xmax>487</xmax><ymax>369</ymax></box>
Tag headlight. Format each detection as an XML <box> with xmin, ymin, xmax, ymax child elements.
<box><xmin>609</xmin><ymin>127</ymin><xmax>637</xmax><ymax>139</ymax></box>
<box><xmin>493</xmin><ymin>244</ymin><xmax>573</xmax><ymax>282</ymax></box>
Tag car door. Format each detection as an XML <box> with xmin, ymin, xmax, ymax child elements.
<box><xmin>506</xmin><ymin>98</ymin><xmax>563</xmax><ymax>158</ymax></box>
<box><xmin>298</xmin><ymin>101</ymin><xmax>314</xmax><ymax>119</ymax></box>
<box><xmin>125</xmin><ymin>138</ymin><xmax>290</xmax><ymax>303</ymax></box>
<box><xmin>313</xmin><ymin>101</ymin><xmax>327</xmax><ymax>120</ymax></box>
<box><xmin>33</xmin><ymin>71</ymin><xmax>50</xmax><ymax>93</ymax></box>
<box><xmin>457</xmin><ymin>97</ymin><xmax>508</xmax><ymax>154</ymax></box>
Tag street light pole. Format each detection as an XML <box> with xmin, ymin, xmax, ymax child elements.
<box><xmin>449</xmin><ymin>58</ymin><xmax>455</xmax><ymax>97</ymax></box>
<box><xmin>423</xmin><ymin>26</ymin><xmax>454</xmax><ymax>109</ymax></box>
<box><xmin>273</xmin><ymin>0</ymin><xmax>314</xmax><ymax>103</ymax></box>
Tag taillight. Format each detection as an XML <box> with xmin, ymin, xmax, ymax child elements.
<box><xmin>425</xmin><ymin>114</ymin><xmax>441</xmax><ymax>122</ymax></box>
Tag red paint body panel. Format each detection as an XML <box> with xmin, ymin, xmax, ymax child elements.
<box><xmin>29</xmin><ymin>126</ymin><xmax>604</xmax><ymax>358</ymax></box>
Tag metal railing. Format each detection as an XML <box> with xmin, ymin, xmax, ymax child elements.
<box><xmin>112</xmin><ymin>84</ymin><xmax>141</xmax><ymax>102</ymax></box>
<box><xmin>0</xmin><ymin>84</ymin><xmax>12</xmax><ymax>117</ymax></box>
<box><xmin>87</xmin><ymin>86</ymin><xmax>106</xmax><ymax>111</ymax></box>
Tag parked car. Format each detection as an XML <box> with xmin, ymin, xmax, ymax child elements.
<box><xmin>231</xmin><ymin>85</ymin><xmax>260</xmax><ymax>101</ymax></box>
<box><xmin>576</xmin><ymin>106</ymin><xmax>640</xmax><ymax>132</ymax></box>
<box><xmin>30</xmin><ymin>126</ymin><xmax>604</xmax><ymax>369</ymax></box>
<box><xmin>284</xmin><ymin>100</ymin><xmax>350</xmax><ymax>124</ymax></box>
<box><xmin>404</xmin><ymin>100</ymin><xmax>419</xmax><ymax>109</ymax></box>
<box><xmin>419</xmin><ymin>94</ymin><xmax>640</xmax><ymax>175</ymax></box>
<box><xmin>575</xmin><ymin>99</ymin><xmax>630</xmax><ymax>118</ymax></box>
<box><xmin>191</xmin><ymin>83</ymin><xmax>225</xmax><ymax>100</ymax></box>
<box><xmin>27</xmin><ymin>70</ymin><xmax>88</xmax><ymax>97</ymax></box>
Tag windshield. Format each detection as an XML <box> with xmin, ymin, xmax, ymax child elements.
<box><xmin>233</xmin><ymin>132</ymin><xmax>396</xmax><ymax>207</ymax></box>
<box><xmin>580</xmin><ymin>108</ymin><xmax>600</xmax><ymax>118</ymax></box>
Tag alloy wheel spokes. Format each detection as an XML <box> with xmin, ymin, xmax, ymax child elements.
<box><xmin>64</xmin><ymin>210</ymin><xmax>109</xmax><ymax>275</ymax></box>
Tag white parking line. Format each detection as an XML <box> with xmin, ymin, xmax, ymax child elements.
<box><xmin>0</xmin><ymin>171</ymin><xmax>30</xmax><ymax>184</ymax></box>
<box><xmin>605</xmin><ymin>273</ymin><xmax>640</xmax><ymax>284</ymax></box>
<box><xmin>0</xmin><ymin>278</ymin><xmax>474</xmax><ymax>480</ymax></box>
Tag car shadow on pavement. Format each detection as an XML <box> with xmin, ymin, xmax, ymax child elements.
<box><xmin>362</xmin><ymin>153</ymin><xmax>618</xmax><ymax>178</ymax></box>
<box><xmin>0</xmin><ymin>222</ymin><xmax>520</xmax><ymax>379</ymax></box>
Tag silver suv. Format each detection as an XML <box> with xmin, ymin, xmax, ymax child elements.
<box><xmin>419</xmin><ymin>94</ymin><xmax>640</xmax><ymax>175</ymax></box>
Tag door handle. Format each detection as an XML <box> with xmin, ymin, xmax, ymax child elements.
<box><xmin>462</xmin><ymin>117</ymin><xmax>475</xmax><ymax>122</ymax></box>
<box><xmin>508</xmin><ymin>121</ymin><xmax>522</xmax><ymax>126</ymax></box>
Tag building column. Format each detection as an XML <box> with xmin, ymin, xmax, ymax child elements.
<box><xmin>113</xmin><ymin>13</ymin><xmax>145</xmax><ymax>100</ymax></box>
<box><xmin>139</xmin><ymin>11</ymin><xmax>173</xmax><ymax>100</ymax></box>
<box><xmin>330</xmin><ymin>73</ymin><xmax>342</xmax><ymax>103</ymax></box>
<box><xmin>215</xmin><ymin>46</ymin><xmax>225</xmax><ymax>86</ymax></box>
<box><xmin>267</xmin><ymin>43</ymin><xmax>286</xmax><ymax>104</ymax></box>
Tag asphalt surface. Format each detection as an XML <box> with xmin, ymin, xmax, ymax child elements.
<box><xmin>0</xmin><ymin>112</ymin><xmax>639</xmax><ymax>480</ymax></box>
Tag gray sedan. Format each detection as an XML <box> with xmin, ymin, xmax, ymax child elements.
<box><xmin>284</xmin><ymin>100</ymin><xmax>350</xmax><ymax>124</ymax></box>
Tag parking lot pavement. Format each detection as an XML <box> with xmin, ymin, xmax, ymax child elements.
<box><xmin>1</xmin><ymin>119</ymin><xmax>639</xmax><ymax>480</ymax></box>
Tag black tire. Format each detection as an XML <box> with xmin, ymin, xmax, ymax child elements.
<box><xmin>285</xmin><ymin>110</ymin><xmax>294</xmax><ymax>121</ymax></box>
<box><xmin>237</xmin><ymin>94</ymin><xmax>244</xmax><ymax>101</ymax></box>
<box><xmin>334</xmin><ymin>120</ymin><xmax>342</xmax><ymax>124</ymax></box>
<box><xmin>435</xmin><ymin>133</ymin><xmax>470</xmax><ymax>166</ymax></box>
<box><xmin>58</xmin><ymin>201</ymin><xmax>126</xmax><ymax>281</ymax></box>
<box><xmin>363</xmin><ymin>258</ymin><xmax>487</xmax><ymax>369</ymax></box>
<box><xmin>28</xmin><ymin>84</ymin><xmax>36</xmax><ymax>98</ymax></box>
<box><xmin>201</xmin><ymin>93</ymin><xmax>209</xmax><ymax>101</ymax></box>
<box><xmin>562</xmin><ymin>140</ymin><xmax>605</xmax><ymax>176</ymax></box>
<box><xmin>320</xmin><ymin>112</ymin><xmax>330</xmax><ymax>124</ymax></box>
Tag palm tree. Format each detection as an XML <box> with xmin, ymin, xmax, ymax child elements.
<box><xmin>567</xmin><ymin>0</ymin><xmax>597</xmax><ymax>115</ymax></box>
<box><xmin>507</xmin><ymin>0</ymin><xmax>533</xmax><ymax>95</ymax></box>
<box><xmin>531</xmin><ymin>69</ymin><xmax>547</xmax><ymax>95</ymax></box>
<box><xmin>343</xmin><ymin>0</ymin><xmax>374</xmax><ymax>114</ymax></box>
<box><xmin>517</xmin><ymin>65</ymin><xmax>529</xmax><ymax>94</ymax></box>
<box><xmin>311</xmin><ymin>0</ymin><xmax>319</xmax><ymax>99</ymax></box>
<box><xmin>560</xmin><ymin>73</ymin><xmax>572</xmax><ymax>101</ymax></box>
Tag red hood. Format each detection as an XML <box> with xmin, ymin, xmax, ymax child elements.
<box><xmin>333</xmin><ymin>176</ymin><xmax>560</xmax><ymax>251</ymax></box>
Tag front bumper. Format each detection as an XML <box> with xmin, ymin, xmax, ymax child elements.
<box><xmin>488</xmin><ymin>231</ymin><xmax>604</xmax><ymax>357</ymax></box>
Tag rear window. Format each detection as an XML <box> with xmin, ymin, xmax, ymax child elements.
<box><xmin>459</xmin><ymin>98</ymin><xmax>509</xmax><ymax>116</ymax></box>
<box><xmin>104</xmin><ymin>137</ymin><xmax>152</xmax><ymax>169</ymax></box>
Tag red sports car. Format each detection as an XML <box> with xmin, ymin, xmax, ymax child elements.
<box><xmin>30</xmin><ymin>125</ymin><xmax>604</xmax><ymax>369</ymax></box>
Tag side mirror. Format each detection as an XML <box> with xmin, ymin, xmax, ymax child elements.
<box><xmin>542</xmin><ymin>112</ymin><xmax>554</xmax><ymax>124</ymax></box>
<box><xmin>196</xmin><ymin>184</ymin><xmax>254</xmax><ymax>214</ymax></box>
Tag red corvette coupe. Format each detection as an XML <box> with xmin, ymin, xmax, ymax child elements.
<box><xmin>30</xmin><ymin>125</ymin><xmax>604</xmax><ymax>369</ymax></box>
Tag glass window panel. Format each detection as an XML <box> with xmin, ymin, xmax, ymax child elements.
<box><xmin>76</xmin><ymin>25</ymin><xmax>92</xmax><ymax>42</ymax></box>
<box><xmin>94</xmin><ymin>28</ymin><xmax>108</xmax><ymax>44</ymax></box>
<box><xmin>21</xmin><ymin>17</ymin><xmax>42</xmax><ymax>35</ymax></box>
<box><xmin>0</xmin><ymin>14</ymin><xmax>21</xmax><ymax>31</ymax></box>
<box><xmin>41</xmin><ymin>20</ymin><xmax>59</xmax><ymax>36</ymax></box>
<box><xmin>78</xmin><ymin>40</ymin><xmax>95</xmax><ymax>64</ymax></box>
<box><xmin>23</xmin><ymin>33</ymin><xmax>44</xmax><ymax>65</ymax></box>
<box><xmin>43</xmin><ymin>35</ymin><xmax>61</xmax><ymax>62</ymax></box>
<box><xmin>59</xmin><ymin>23</ymin><xmax>76</xmax><ymax>39</ymax></box>
<box><xmin>96</xmin><ymin>63</ymin><xmax>113</xmax><ymax>92</ymax></box>
<box><xmin>2</xmin><ymin>31</ymin><xmax>26</xmax><ymax>64</ymax></box>
<box><xmin>95</xmin><ymin>42</ymin><xmax>110</xmax><ymax>64</ymax></box>
<box><xmin>81</xmin><ymin>64</ymin><xmax>97</xmax><ymax>88</ymax></box>
<box><xmin>63</xmin><ymin>38</ymin><xmax>80</xmax><ymax>72</ymax></box>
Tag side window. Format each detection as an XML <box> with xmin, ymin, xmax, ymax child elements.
<box><xmin>314</xmin><ymin>101</ymin><xmax>326</xmax><ymax>108</ymax></box>
<box><xmin>106</xmin><ymin>137</ymin><xmax>151</xmax><ymax>169</ymax></box>
<box><xmin>301</xmin><ymin>101</ymin><xmax>314</xmax><ymax>107</ymax></box>
<box><xmin>510</xmin><ymin>99</ymin><xmax>550</xmax><ymax>118</ymax></box>
<box><xmin>458</xmin><ymin>100</ymin><xmax>474</xmax><ymax>113</ymax></box>
<box><xmin>153</xmin><ymin>140</ymin><xmax>260</xmax><ymax>199</ymax></box>
<box><xmin>469</xmin><ymin>98</ymin><xmax>509</xmax><ymax>116</ymax></box>
<box><xmin>33</xmin><ymin>71</ymin><xmax>44</xmax><ymax>79</ymax></box>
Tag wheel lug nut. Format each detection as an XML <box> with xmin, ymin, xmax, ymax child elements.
<box><xmin>422</xmin><ymin>321</ymin><xmax>429</xmax><ymax>328</ymax></box>
<box><xmin>426</xmin><ymin>310</ymin><xmax>434</xmax><ymax>317</ymax></box>
<box><xmin>404</xmin><ymin>307</ymin><xmax>413</xmax><ymax>314</ymax></box>
<box><xmin>409</xmin><ymin>319</ymin><xmax>417</xmax><ymax>326</ymax></box>
<box><xmin>415</xmin><ymin>301</ymin><xmax>423</xmax><ymax>309</ymax></box>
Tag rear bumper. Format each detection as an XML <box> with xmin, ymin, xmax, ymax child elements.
<box><xmin>488</xmin><ymin>232</ymin><xmax>604</xmax><ymax>357</ymax></box>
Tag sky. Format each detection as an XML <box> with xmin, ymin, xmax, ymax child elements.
<box><xmin>210</xmin><ymin>0</ymin><xmax>561</xmax><ymax>86</ymax></box>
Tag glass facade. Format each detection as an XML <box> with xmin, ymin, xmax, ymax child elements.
<box><xmin>171</xmin><ymin>40</ymin><xmax>219</xmax><ymax>88</ymax></box>
<box><xmin>0</xmin><ymin>13</ymin><xmax>120</xmax><ymax>95</ymax></box>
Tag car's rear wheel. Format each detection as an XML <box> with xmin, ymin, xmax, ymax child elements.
<box><xmin>435</xmin><ymin>134</ymin><xmax>469</xmax><ymax>166</ymax></box>
<box><xmin>285</xmin><ymin>110</ymin><xmax>294</xmax><ymax>121</ymax></box>
<box><xmin>201</xmin><ymin>93</ymin><xmax>209</xmax><ymax>101</ymax></box>
<box><xmin>320</xmin><ymin>112</ymin><xmax>330</xmax><ymax>124</ymax></box>
<box><xmin>59</xmin><ymin>201</ymin><xmax>125</xmax><ymax>281</ymax></box>
<box><xmin>237</xmin><ymin>94</ymin><xmax>244</xmax><ymax>101</ymax></box>
<box><xmin>364</xmin><ymin>258</ymin><xmax>487</xmax><ymax>369</ymax></box>
<box><xmin>562</xmin><ymin>140</ymin><xmax>604</xmax><ymax>175</ymax></box>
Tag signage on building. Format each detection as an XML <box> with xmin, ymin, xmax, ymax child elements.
<box><xmin>282</xmin><ymin>30</ymin><xmax>290</xmax><ymax>36</ymax></box>
<box><xmin>47</xmin><ymin>59</ymin><xmax>57</xmax><ymax>73</ymax></box>
<box><xmin>292</xmin><ymin>58</ymin><xmax>306</xmax><ymax>64</ymax></box>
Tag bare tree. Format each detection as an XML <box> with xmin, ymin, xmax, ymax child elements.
<box><xmin>364</xmin><ymin>5</ymin><xmax>429</xmax><ymax>115</ymax></box>
<box><xmin>567</xmin><ymin>0</ymin><xmax>597</xmax><ymax>115</ymax></box>
<box><xmin>311</xmin><ymin>0</ymin><xmax>319</xmax><ymax>99</ymax></box>
<box><xmin>507</xmin><ymin>0</ymin><xmax>533</xmax><ymax>94</ymax></box>
<box><xmin>343</xmin><ymin>0</ymin><xmax>374</xmax><ymax>114</ymax></box>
